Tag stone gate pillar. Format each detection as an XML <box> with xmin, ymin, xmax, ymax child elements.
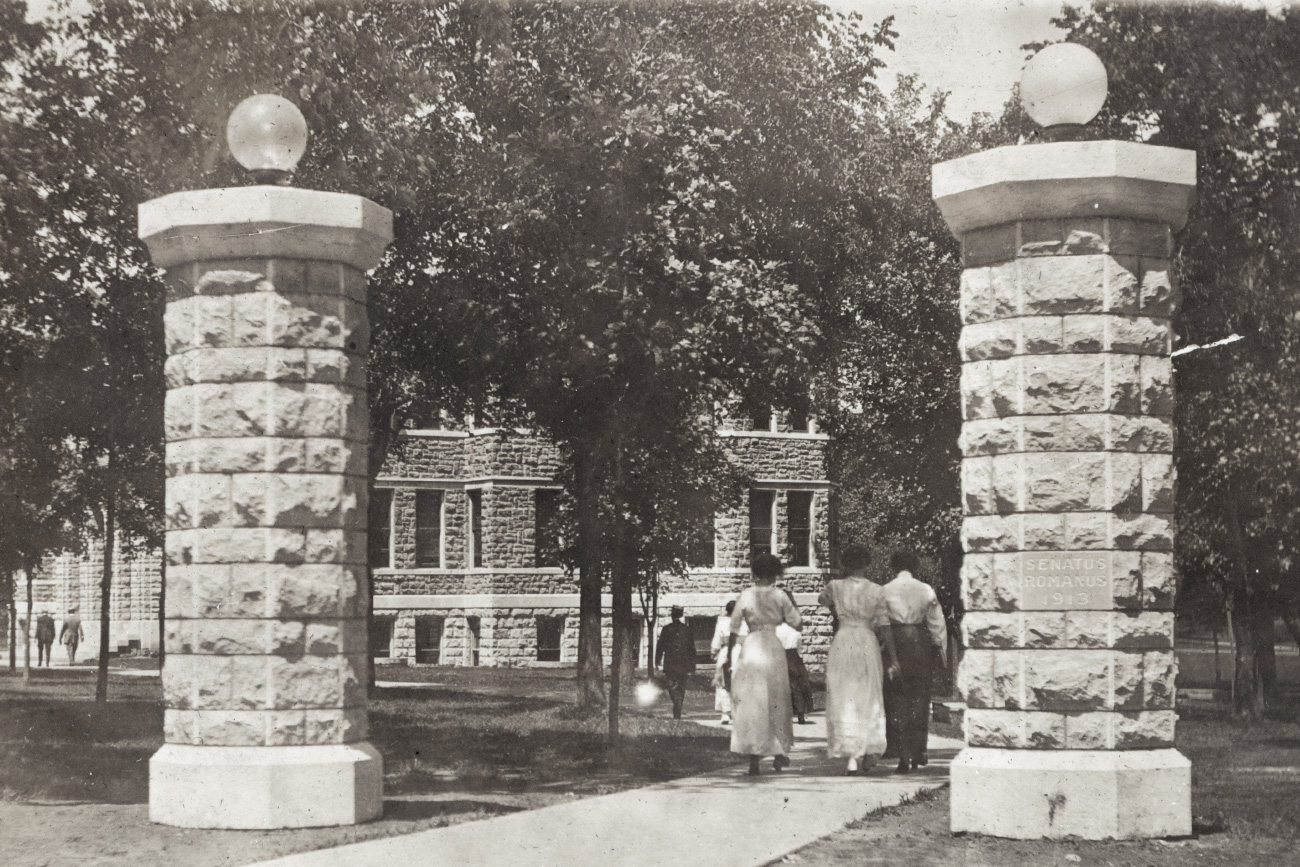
<box><xmin>139</xmin><ymin>185</ymin><xmax>392</xmax><ymax>828</ymax></box>
<box><xmin>933</xmin><ymin>140</ymin><xmax>1196</xmax><ymax>839</ymax></box>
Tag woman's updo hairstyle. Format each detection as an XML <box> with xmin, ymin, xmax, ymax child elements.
<box><xmin>751</xmin><ymin>552</ymin><xmax>785</xmax><ymax>581</ymax></box>
<box><xmin>889</xmin><ymin>550</ymin><xmax>920</xmax><ymax>575</ymax></box>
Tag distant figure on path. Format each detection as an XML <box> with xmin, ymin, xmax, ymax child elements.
<box><xmin>655</xmin><ymin>605</ymin><xmax>696</xmax><ymax>720</ymax></box>
<box><xmin>59</xmin><ymin>607</ymin><xmax>83</xmax><ymax>666</ymax></box>
<box><xmin>819</xmin><ymin>545</ymin><xmax>899</xmax><ymax>775</ymax></box>
<box><xmin>726</xmin><ymin>553</ymin><xmax>801</xmax><ymax>776</ymax></box>
<box><xmin>710</xmin><ymin>600</ymin><xmax>742</xmax><ymax>725</ymax></box>
<box><xmin>883</xmin><ymin>551</ymin><xmax>947</xmax><ymax>774</ymax></box>
<box><xmin>35</xmin><ymin>612</ymin><xmax>56</xmax><ymax>666</ymax></box>
<box><xmin>777</xmin><ymin>589</ymin><xmax>814</xmax><ymax>725</ymax></box>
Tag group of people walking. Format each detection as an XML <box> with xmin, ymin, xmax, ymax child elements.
<box><xmin>28</xmin><ymin>607</ymin><xmax>83</xmax><ymax>666</ymax></box>
<box><xmin>698</xmin><ymin>548</ymin><xmax>947</xmax><ymax>777</ymax></box>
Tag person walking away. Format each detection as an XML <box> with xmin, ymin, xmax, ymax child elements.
<box><xmin>59</xmin><ymin>607</ymin><xmax>84</xmax><ymax>666</ymax></box>
<box><xmin>711</xmin><ymin>600</ymin><xmax>743</xmax><ymax>724</ymax></box>
<box><xmin>883</xmin><ymin>551</ymin><xmax>947</xmax><ymax>774</ymax></box>
<box><xmin>819</xmin><ymin>545</ymin><xmax>899</xmax><ymax>775</ymax></box>
<box><xmin>725</xmin><ymin>553</ymin><xmax>801</xmax><ymax>776</ymax></box>
<box><xmin>35</xmin><ymin>612</ymin><xmax>56</xmax><ymax>667</ymax></box>
<box><xmin>777</xmin><ymin>589</ymin><xmax>814</xmax><ymax>725</ymax></box>
<box><xmin>655</xmin><ymin>606</ymin><xmax>697</xmax><ymax>719</ymax></box>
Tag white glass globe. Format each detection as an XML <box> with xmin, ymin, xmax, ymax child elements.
<box><xmin>1020</xmin><ymin>43</ymin><xmax>1109</xmax><ymax>129</ymax></box>
<box><xmin>226</xmin><ymin>94</ymin><xmax>309</xmax><ymax>174</ymax></box>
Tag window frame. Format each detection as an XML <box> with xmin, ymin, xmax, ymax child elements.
<box><xmin>413</xmin><ymin>489</ymin><xmax>445</xmax><ymax>569</ymax></box>
<box><xmin>786</xmin><ymin>490</ymin><xmax>814</xmax><ymax>568</ymax></box>
<box><xmin>749</xmin><ymin>489</ymin><xmax>776</xmax><ymax>564</ymax></box>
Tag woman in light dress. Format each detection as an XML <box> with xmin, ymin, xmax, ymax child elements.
<box><xmin>819</xmin><ymin>545</ymin><xmax>899</xmax><ymax>775</ymax></box>
<box><xmin>724</xmin><ymin>552</ymin><xmax>802</xmax><ymax>776</ymax></box>
<box><xmin>710</xmin><ymin>600</ymin><xmax>743</xmax><ymax>724</ymax></box>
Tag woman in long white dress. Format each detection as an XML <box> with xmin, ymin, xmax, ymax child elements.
<box><xmin>725</xmin><ymin>553</ymin><xmax>802</xmax><ymax>776</ymax></box>
<box><xmin>819</xmin><ymin>545</ymin><xmax>899</xmax><ymax>775</ymax></box>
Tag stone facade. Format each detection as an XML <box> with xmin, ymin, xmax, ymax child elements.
<box><xmin>935</xmin><ymin>139</ymin><xmax>1194</xmax><ymax>839</ymax></box>
<box><xmin>373</xmin><ymin>413</ymin><xmax>834</xmax><ymax>671</ymax></box>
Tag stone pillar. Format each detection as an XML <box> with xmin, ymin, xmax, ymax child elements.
<box><xmin>139</xmin><ymin>186</ymin><xmax>392</xmax><ymax>829</ymax></box>
<box><xmin>933</xmin><ymin>141</ymin><xmax>1196</xmax><ymax>839</ymax></box>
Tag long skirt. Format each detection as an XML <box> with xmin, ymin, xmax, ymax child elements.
<box><xmin>729</xmin><ymin>627</ymin><xmax>794</xmax><ymax>757</ymax></box>
<box><xmin>885</xmin><ymin>625</ymin><xmax>936</xmax><ymax>761</ymax></box>
<box><xmin>825</xmin><ymin>623</ymin><xmax>887</xmax><ymax>758</ymax></box>
<box><xmin>787</xmin><ymin>648</ymin><xmax>814</xmax><ymax>716</ymax></box>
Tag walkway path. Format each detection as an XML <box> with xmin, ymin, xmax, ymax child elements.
<box><xmin>250</xmin><ymin>712</ymin><xmax>960</xmax><ymax>867</ymax></box>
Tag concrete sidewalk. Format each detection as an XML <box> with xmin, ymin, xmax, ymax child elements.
<box><xmin>250</xmin><ymin>713</ymin><xmax>959</xmax><ymax>867</ymax></box>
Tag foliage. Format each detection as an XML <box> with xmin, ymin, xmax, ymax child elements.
<box><xmin>1049</xmin><ymin>1</ymin><xmax>1300</xmax><ymax>713</ymax></box>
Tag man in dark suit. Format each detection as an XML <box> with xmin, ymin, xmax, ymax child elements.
<box><xmin>655</xmin><ymin>606</ymin><xmax>697</xmax><ymax>719</ymax></box>
<box><xmin>35</xmin><ymin>613</ymin><xmax>56</xmax><ymax>666</ymax></box>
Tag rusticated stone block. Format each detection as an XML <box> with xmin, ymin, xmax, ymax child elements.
<box><xmin>230</xmin><ymin>473</ymin><xmax>360</xmax><ymax>529</ymax></box>
<box><xmin>1064</xmin><ymin>612</ymin><xmax>1110</xmax><ymax>649</ymax></box>
<box><xmin>164</xmin><ymin>389</ymin><xmax>195</xmax><ymax>440</ymax></box>
<box><xmin>1019</xmin><ymin>218</ymin><xmax>1065</xmax><ymax>255</ymax></box>
<box><xmin>990</xmin><ymin>454</ymin><xmax>1019</xmax><ymax>513</ymax></box>
<box><xmin>1062</xmin><ymin>314</ymin><xmax>1106</xmax><ymax>353</ymax></box>
<box><xmin>1023</xmin><ymin>650</ymin><xmax>1111</xmax><ymax>710</ymax></box>
<box><xmin>1023</xmin><ymin>613</ymin><xmax>1065</xmax><ymax>648</ymax></box>
<box><xmin>1065</xmin><ymin>712</ymin><xmax>1111</xmax><ymax>749</ymax></box>
<box><xmin>961</xmin><ymin>321</ymin><xmax>1019</xmax><ymax>361</ymax></box>
<box><xmin>1106</xmin><ymin>354</ymin><xmax>1142</xmax><ymax>413</ymax></box>
<box><xmin>1111</xmin><ymin>652</ymin><xmax>1145</xmax><ymax>710</ymax></box>
<box><xmin>1021</xmin><ymin>256</ymin><xmax>1105</xmax><ymax>315</ymax></box>
<box><xmin>342</xmin><ymin>654</ymin><xmax>368</xmax><ymax>706</ymax></box>
<box><xmin>269</xmin><ymin>710</ymin><xmax>308</xmax><ymax>746</ymax></box>
<box><xmin>962</xmin><ymin>362</ymin><xmax>994</xmax><ymax>420</ymax></box>
<box><xmin>190</xmin><ymin>656</ymin><xmax>269</xmax><ymax>710</ymax></box>
<box><xmin>964</xmin><ymin>515</ymin><xmax>1017</xmax><ymax>552</ymax></box>
<box><xmin>1112</xmin><ymin>513</ymin><xmax>1173</xmax><ymax>550</ymax></box>
<box><xmin>1140</xmin><ymin>262</ymin><xmax>1177</xmax><ymax>317</ymax></box>
<box><xmin>960</xmin><ymin>267</ymin><xmax>995</xmax><ymax>324</ymax></box>
<box><xmin>270</xmin><ymin>655</ymin><xmax>346</xmax><ymax>709</ymax></box>
<box><xmin>1141</xmin><ymin>453</ymin><xmax>1175</xmax><ymax>512</ymax></box>
<box><xmin>1108</xmin><ymin>219</ymin><xmax>1171</xmax><ymax>258</ymax></box>
<box><xmin>1021</xmin><ymin>316</ymin><xmax>1065</xmax><ymax>354</ymax></box>
<box><xmin>992</xmin><ymin>650</ymin><xmax>1023</xmax><ymax>709</ymax></box>
<box><xmin>1110</xmin><ymin>316</ymin><xmax>1170</xmax><ymax>355</ymax></box>
<box><xmin>304</xmin><ymin>529</ymin><xmax>367</xmax><ymax>565</ymax></box>
<box><xmin>1114</xmin><ymin>710</ymin><xmax>1176</xmax><ymax>748</ymax></box>
<box><xmin>1109</xmin><ymin>415</ymin><xmax>1173</xmax><ymax>452</ymax></box>
<box><xmin>1024</xmin><ymin>355</ymin><xmax>1106</xmax><ymax>414</ymax></box>
<box><xmin>271</xmin><ymin>621</ymin><xmax>306</xmax><ymax>660</ymax></box>
<box><xmin>963</xmin><ymin>223</ymin><xmax>1019</xmax><ymax>269</ymax></box>
<box><xmin>270</xmin><ymin>383</ymin><xmax>360</xmax><ymax>439</ymax></box>
<box><xmin>963</xmin><ymin>611</ymin><xmax>1021</xmax><ymax>648</ymax></box>
<box><xmin>1023</xmin><ymin>415</ymin><xmax>1106</xmax><ymax>452</ymax></box>
<box><xmin>989</xmin><ymin>358</ymin><xmax>1020</xmax><ymax>416</ymax></box>
<box><xmin>1025</xmin><ymin>711</ymin><xmax>1067</xmax><ymax>748</ymax></box>
<box><xmin>167</xmin><ymin>527</ymin><xmax>309</xmax><ymax>566</ymax></box>
<box><xmin>1111</xmin><ymin>551</ymin><xmax>1142</xmax><ymax>608</ymax></box>
<box><xmin>965</xmin><ymin>709</ymin><xmax>1020</xmax><ymax>747</ymax></box>
<box><xmin>1107</xmin><ymin>256</ymin><xmax>1141</xmax><ymax>314</ymax></box>
<box><xmin>961</xmin><ymin>418</ymin><xmax>1019</xmax><ymax>456</ymax></box>
<box><xmin>1063</xmin><ymin>512</ymin><xmax>1108</xmax><ymax>549</ymax></box>
<box><xmin>1022</xmin><ymin>453</ymin><xmax>1107</xmax><ymax>512</ymax></box>
<box><xmin>1022</xmin><ymin>514</ymin><xmax>1066</xmax><ymax>550</ymax></box>
<box><xmin>1141</xmin><ymin>552</ymin><xmax>1176</xmax><ymax>609</ymax></box>
<box><xmin>958</xmin><ymin>648</ymin><xmax>996</xmax><ymax>707</ymax></box>
<box><xmin>306</xmin><ymin>349</ymin><xmax>366</xmax><ymax>388</ymax></box>
<box><xmin>166</xmin><ymin>474</ymin><xmax>231</xmax><ymax>530</ymax></box>
<box><xmin>189</xmin><ymin>382</ymin><xmax>271</xmax><ymax>438</ymax></box>
<box><xmin>267</xmin><ymin>564</ymin><xmax>349</xmax><ymax>617</ymax></box>
<box><xmin>1143</xmin><ymin>651</ymin><xmax>1177</xmax><ymax>709</ymax></box>
<box><xmin>1141</xmin><ymin>357</ymin><xmax>1174</xmax><ymax>416</ymax></box>
<box><xmin>1109</xmin><ymin>452</ymin><xmax>1142</xmax><ymax>512</ymax></box>
<box><xmin>1113</xmin><ymin>612</ymin><xmax>1173</xmax><ymax>649</ymax></box>
<box><xmin>305</xmin><ymin>438</ymin><xmax>368</xmax><ymax>475</ymax></box>
<box><xmin>188</xmin><ymin>619</ymin><xmax>268</xmax><ymax>656</ymax></box>
<box><xmin>198</xmin><ymin>709</ymin><xmax>268</xmax><ymax>747</ymax></box>
<box><xmin>963</xmin><ymin>457</ymin><xmax>996</xmax><ymax>516</ymax></box>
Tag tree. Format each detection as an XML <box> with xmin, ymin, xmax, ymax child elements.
<box><xmin>1047</xmin><ymin>2</ymin><xmax>1300</xmax><ymax>716</ymax></box>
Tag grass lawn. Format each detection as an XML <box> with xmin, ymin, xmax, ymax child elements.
<box><xmin>785</xmin><ymin>701</ymin><xmax>1300</xmax><ymax>867</ymax></box>
<box><xmin>0</xmin><ymin>663</ymin><xmax>735</xmax><ymax>867</ymax></box>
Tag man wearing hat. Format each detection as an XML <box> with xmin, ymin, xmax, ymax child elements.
<box><xmin>59</xmin><ymin>607</ymin><xmax>83</xmax><ymax>665</ymax></box>
<box><xmin>655</xmin><ymin>605</ymin><xmax>697</xmax><ymax>720</ymax></box>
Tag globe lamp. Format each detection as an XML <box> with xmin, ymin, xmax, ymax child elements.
<box><xmin>226</xmin><ymin>94</ymin><xmax>309</xmax><ymax>184</ymax></box>
<box><xmin>1020</xmin><ymin>43</ymin><xmax>1108</xmax><ymax>140</ymax></box>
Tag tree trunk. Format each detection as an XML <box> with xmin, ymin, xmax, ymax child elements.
<box><xmin>96</xmin><ymin>490</ymin><xmax>116</xmax><ymax>703</ymax></box>
<box><xmin>1225</xmin><ymin>492</ymin><xmax>1266</xmax><ymax>718</ymax></box>
<box><xmin>158</xmin><ymin>557</ymin><xmax>166</xmax><ymax>667</ymax></box>
<box><xmin>7</xmin><ymin>599</ymin><xmax>15</xmax><ymax>672</ymax></box>
<box><xmin>1254</xmin><ymin>588</ymin><xmax>1277</xmax><ymax>701</ymax></box>
<box><xmin>22</xmin><ymin>569</ymin><xmax>32</xmax><ymax>685</ymax></box>
<box><xmin>574</xmin><ymin>450</ymin><xmax>606</xmax><ymax>710</ymax></box>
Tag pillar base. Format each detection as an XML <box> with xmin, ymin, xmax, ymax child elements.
<box><xmin>950</xmin><ymin>747</ymin><xmax>1190</xmax><ymax>839</ymax></box>
<box><xmin>149</xmin><ymin>742</ymin><xmax>383</xmax><ymax>829</ymax></box>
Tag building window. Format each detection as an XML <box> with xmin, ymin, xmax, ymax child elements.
<box><xmin>686</xmin><ymin>514</ymin><xmax>715</xmax><ymax>568</ymax></box>
<box><xmin>787</xmin><ymin>406</ymin><xmax>810</xmax><ymax>433</ymax></box>
<box><xmin>686</xmin><ymin>616</ymin><xmax>716</xmax><ymax>664</ymax></box>
<box><xmin>787</xmin><ymin>491</ymin><xmax>813</xmax><ymax>567</ymax></box>
<box><xmin>368</xmin><ymin>489</ymin><xmax>393</xmax><ymax>569</ymax></box>
<box><xmin>370</xmin><ymin>615</ymin><xmax>395</xmax><ymax>659</ymax></box>
<box><xmin>536</xmin><ymin>615</ymin><xmax>563</xmax><ymax>662</ymax></box>
<box><xmin>466</xmin><ymin>616</ymin><xmax>481</xmax><ymax>666</ymax></box>
<box><xmin>749</xmin><ymin>489</ymin><xmax>775</xmax><ymax>564</ymax></box>
<box><xmin>535</xmin><ymin>489</ymin><xmax>561</xmax><ymax>567</ymax></box>
<box><xmin>414</xmin><ymin>490</ymin><xmax>444</xmax><ymax>568</ymax></box>
<box><xmin>750</xmin><ymin>406</ymin><xmax>772</xmax><ymax>432</ymax></box>
<box><xmin>415</xmin><ymin>615</ymin><xmax>445</xmax><ymax>664</ymax></box>
<box><xmin>466</xmin><ymin>489</ymin><xmax>483</xmax><ymax>568</ymax></box>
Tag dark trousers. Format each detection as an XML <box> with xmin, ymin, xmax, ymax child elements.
<box><xmin>664</xmin><ymin>673</ymin><xmax>688</xmax><ymax>718</ymax></box>
<box><xmin>885</xmin><ymin>625</ymin><xmax>935</xmax><ymax>761</ymax></box>
<box><xmin>37</xmin><ymin>639</ymin><xmax>52</xmax><ymax>666</ymax></box>
<box><xmin>786</xmin><ymin>649</ymin><xmax>813</xmax><ymax>718</ymax></box>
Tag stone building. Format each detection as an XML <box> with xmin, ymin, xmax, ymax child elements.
<box><xmin>371</xmin><ymin>408</ymin><xmax>835</xmax><ymax>671</ymax></box>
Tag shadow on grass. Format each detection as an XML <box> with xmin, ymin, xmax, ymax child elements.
<box><xmin>380</xmin><ymin>798</ymin><xmax>527</xmax><ymax>822</ymax></box>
